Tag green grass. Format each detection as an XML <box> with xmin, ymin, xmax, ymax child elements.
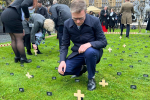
<box><xmin>0</xmin><ymin>34</ymin><xmax>150</xmax><ymax>100</ymax></box>
<box><xmin>109</xmin><ymin>28</ymin><xmax>150</xmax><ymax>33</ymax></box>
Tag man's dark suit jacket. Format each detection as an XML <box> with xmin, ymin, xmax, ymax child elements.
<box><xmin>36</xmin><ymin>6</ymin><xmax>49</xmax><ymax>18</ymax></box>
<box><xmin>60</xmin><ymin>14</ymin><xmax>107</xmax><ymax>63</ymax></box>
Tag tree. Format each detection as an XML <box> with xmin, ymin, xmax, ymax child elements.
<box><xmin>41</xmin><ymin>0</ymin><xmax>71</xmax><ymax>6</ymax></box>
<box><xmin>2</xmin><ymin>0</ymin><xmax>12</xmax><ymax>7</ymax></box>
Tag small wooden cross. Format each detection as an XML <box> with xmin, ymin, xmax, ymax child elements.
<box><xmin>26</xmin><ymin>72</ymin><xmax>32</xmax><ymax>79</ymax></box>
<box><xmin>74</xmin><ymin>90</ymin><xmax>84</xmax><ymax>100</ymax></box>
<box><xmin>34</xmin><ymin>50</ymin><xmax>38</xmax><ymax>56</ymax></box>
<box><xmin>99</xmin><ymin>79</ymin><xmax>108</xmax><ymax>87</ymax></box>
<box><xmin>119</xmin><ymin>36</ymin><xmax>122</xmax><ymax>39</ymax></box>
<box><xmin>108</xmin><ymin>47</ymin><xmax>112</xmax><ymax>52</ymax></box>
<box><xmin>123</xmin><ymin>44</ymin><xmax>126</xmax><ymax>48</ymax></box>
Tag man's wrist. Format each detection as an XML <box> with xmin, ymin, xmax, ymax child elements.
<box><xmin>61</xmin><ymin>61</ymin><xmax>65</xmax><ymax>63</ymax></box>
<box><xmin>88</xmin><ymin>43</ymin><xmax>92</xmax><ymax>47</ymax></box>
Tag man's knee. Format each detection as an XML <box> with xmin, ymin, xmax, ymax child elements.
<box><xmin>84</xmin><ymin>47</ymin><xmax>98</xmax><ymax>57</ymax></box>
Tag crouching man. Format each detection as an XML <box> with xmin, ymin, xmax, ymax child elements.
<box><xmin>58</xmin><ymin>0</ymin><xmax>107</xmax><ymax>91</ymax></box>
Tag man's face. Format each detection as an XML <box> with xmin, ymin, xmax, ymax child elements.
<box><xmin>37</xmin><ymin>3</ymin><xmax>42</xmax><ymax>8</ymax></box>
<box><xmin>72</xmin><ymin>10</ymin><xmax>86</xmax><ymax>26</ymax></box>
<box><xmin>104</xmin><ymin>7</ymin><xmax>107</xmax><ymax>10</ymax></box>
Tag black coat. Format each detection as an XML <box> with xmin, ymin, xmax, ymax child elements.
<box><xmin>60</xmin><ymin>14</ymin><xmax>107</xmax><ymax>62</ymax></box>
<box><xmin>9</xmin><ymin>0</ymin><xmax>33</xmax><ymax>18</ymax></box>
<box><xmin>100</xmin><ymin>9</ymin><xmax>109</xmax><ymax>29</ymax></box>
<box><xmin>146</xmin><ymin>18</ymin><xmax>150</xmax><ymax>30</ymax></box>
<box><xmin>36</xmin><ymin>6</ymin><xmax>49</xmax><ymax>18</ymax></box>
<box><xmin>108</xmin><ymin>12</ymin><xmax>116</xmax><ymax>27</ymax></box>
<box><xmin>49</xmin><ymin>4</ymin><xmax>71</xmax><ymax>26</ymax></box>
<box><xmin>117</xmin><ymin>14</ymin><xmax>122</xmax><ymax>22</ymax></box>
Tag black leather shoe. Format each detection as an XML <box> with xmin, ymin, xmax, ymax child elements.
<box><xmin>120</xmin><ymin>34</ymin><xmax>122</xmax><ymax>36</ymax></box>
<box><xmin>27</xmin><ymin>52</ymin><xmax>33</xmax><ymax>55</ymax></box>
<box><xmin>37</xmin><ymin>51</ymin><xmax>43</xmax><ymax>54</ymax></box>
<box><xmin>87</xmin><ymin>78</ymin><xmax>96</xmax><ymax>91</ymax></box>
<box><xmin>14</xmin><ymin>57</ymin><xmax>20</xmax><ymax>63</ymax></box>
<box><xmin>20</xmin><ymin>58</ymin><xmax>32</xmax><ymax>64</ymax></box>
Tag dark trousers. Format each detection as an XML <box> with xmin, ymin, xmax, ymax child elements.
<box><xmin>121</xmin><ymin>24</ymin><xmax>130</xmax><ymax>37</ymax></box>
<box><xmin>59</xmin><ymin>47</ymin><xmax>103</xmax><ymax>79</ymax></box>
<box><xmin>47</xmin><ymin>31</ymin><xmax>51</xmax><ymax>35</ymax></box>
<box><xmin>24</xmin><ymin>34</ymin><xmax>31</xmax><ymax>50</ymax></box>
<box><xmin>117</xmin><ymin>20</ymin><xmax>121</xmax><ymax>29</ymax></box>
<box><xmin>58</xmin><ymin>25</ymin><xmax>64</xmax><ymax>49</ymax></box>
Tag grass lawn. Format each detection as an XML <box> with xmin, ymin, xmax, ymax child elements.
<box><xmin>0</xmin><ymin>34</ymin><xmax>150</xmax><ymax>100</ymax></box>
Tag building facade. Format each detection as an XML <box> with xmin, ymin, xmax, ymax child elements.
<box><xmin>85</xmin><ymin>0</ymin><xmax>144</xmax><ymax>12</ymax></box>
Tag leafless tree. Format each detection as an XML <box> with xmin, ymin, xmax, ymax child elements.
<box><xmin>41</xmin><ymin>0</ymin><xmax>71</xmax><ymax>6</ymax></box>
<box><xmin>2</xmin><ymin>0</ymin><xmax>12</xmax><ymax>7</ymax></box>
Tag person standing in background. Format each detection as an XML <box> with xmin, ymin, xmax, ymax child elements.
<box><xmin>36</xmin><ymin>1</ymin><xmax>49</xmax><ymax>18</ymax></box>
<box><xmin>119</xmin><ymin>0</ymin><xmax>134</xmax><ymax>38</ymax></box>
<box><xmin>100</xmin><ymin>6</ymin><xmax>109</xmax><ymax>32</ymax></box>
<box><xmin>108</xmin><ymin>8</ymin><xmax>116</xmax><ymax>32</ymax></box>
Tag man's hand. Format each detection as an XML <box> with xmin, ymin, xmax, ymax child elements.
<box><xmin>32</xmin><ymin>44</ymin><xmax>37</xmax><ymax>50</ymax></box>
<box><xmin>23</xmin><ymin>29</ymin><xmax>25</xmax><ymax>36</ymax></box>
<box><xmin>78</xmin><ymin>43</ymin><xmax>92</xmax><ymax>54</ymax></box>
<box><xmin>58</xmin><ymin>61</ymin><xmax>66</xmax><ymax>75</ymax></box>
<box><xmin>25</xmin><ymin>18</ymin><xmax>29</xmax><ymax>21</ymax></box>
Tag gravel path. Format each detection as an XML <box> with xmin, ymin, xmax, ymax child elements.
<box><xmin>0</xmin><ymin>34</ymin><xmax>11</xmax><ymax>43</ymax></box>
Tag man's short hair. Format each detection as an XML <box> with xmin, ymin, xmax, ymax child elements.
<box><xmin>70</xmin><ymin>0</ymin><xmax>87</xmax><ymax>13</ymax></box>
<box><xmin>104</xmin><ymin>6</ymin><xmax>107</xmax><ymax>8</ymax></box>
<box><xmin>38</xmin><ymin>1</ymin><xmax>42</xmax><ymax>3</ymax></box>
<box><xmin>53</xmin><ymin>0</ymin><xmax>57</xmax><ymax>4</ymax></box>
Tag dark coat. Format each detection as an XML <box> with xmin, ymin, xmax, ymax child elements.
<box><xmin>117</xmin><ymin>14</ymin><xmax>121</xmax><ymax>22</ymax></box>
<box><xmin>49</xmin><ymin>4</ymin><xmax>71</xmax><ymax>26</ymax></box>
<box><xmin>146</xmin><ymin>18</ymin><xmax>150</xmax><ymax>30</ymax></box>
<box><xmin>100</xmin><ymin>9</ymin><xmax>109</xmax><ymax>29</ymax></box>
<box><xmin>60</xmin><ymin>14</ymin><xmax>107</xmax><ymax>63</ymax></box>
<box><xmin>9</xmin><ymin>0</ymin><xmax>33</xmax><ymax>18</ymax></box>
<box><xmin>108</xmin><ymin>12</ymin><xmax>116</xmax><ymax>27</ymax></box>
<box><xmin>36</xmin><ymin>6</ymin><xmax>49</xmax><ymax>18</ymax></box>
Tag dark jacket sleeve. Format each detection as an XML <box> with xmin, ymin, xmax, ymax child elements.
<box><xmin>21</xmin><ymin>0</ymin><xmax>33</xmax><ymax>18</ymax></box>
<box><xmin>90</xmin><ymin>18</ymin><xmax>107</xmax><ymax>49</ymax></box>
<box><xmin>30</xmin><ymin>22</ymin><xmax>40</xmax><ymax>44</ymax></box>
<box><xmin>60</xmin><ymin>24</ymin><xmax>70</xmax><ymax>62</ymax></box>
<box><xmin>100</xmin><ymin>10</ymin><xmax>104</xmax><ymax>16</ymax></box>
<box><xmin>43</xmin><ymin>7</ymin><xmax>48</xmax><ymax>18</ymax></box>
<box><xmin>50</xmin><ymin>6</ymin><xmax>58</xmax><ymax>25</ymax></box>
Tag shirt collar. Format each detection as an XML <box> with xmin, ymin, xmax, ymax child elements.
<box><xmin>39</xmin><ymin>7</ymin><xmax>42</xmax><ymax>10</ymax></box>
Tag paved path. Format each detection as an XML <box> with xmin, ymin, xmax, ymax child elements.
<box><xmin>0</xmin><ymin>34</ymin><xmax>11</xmax><ymax>43</ymax></box>
<box><xmin>0</xmin><ymin>34</ymin><xmax>57</xmax><ymax>43</ymax></box>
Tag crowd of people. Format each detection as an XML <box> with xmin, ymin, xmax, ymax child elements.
<box><xmin>0</xmin><ymin>0</ymin><xmax>140</xmax><ymax>91</ymax></box>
